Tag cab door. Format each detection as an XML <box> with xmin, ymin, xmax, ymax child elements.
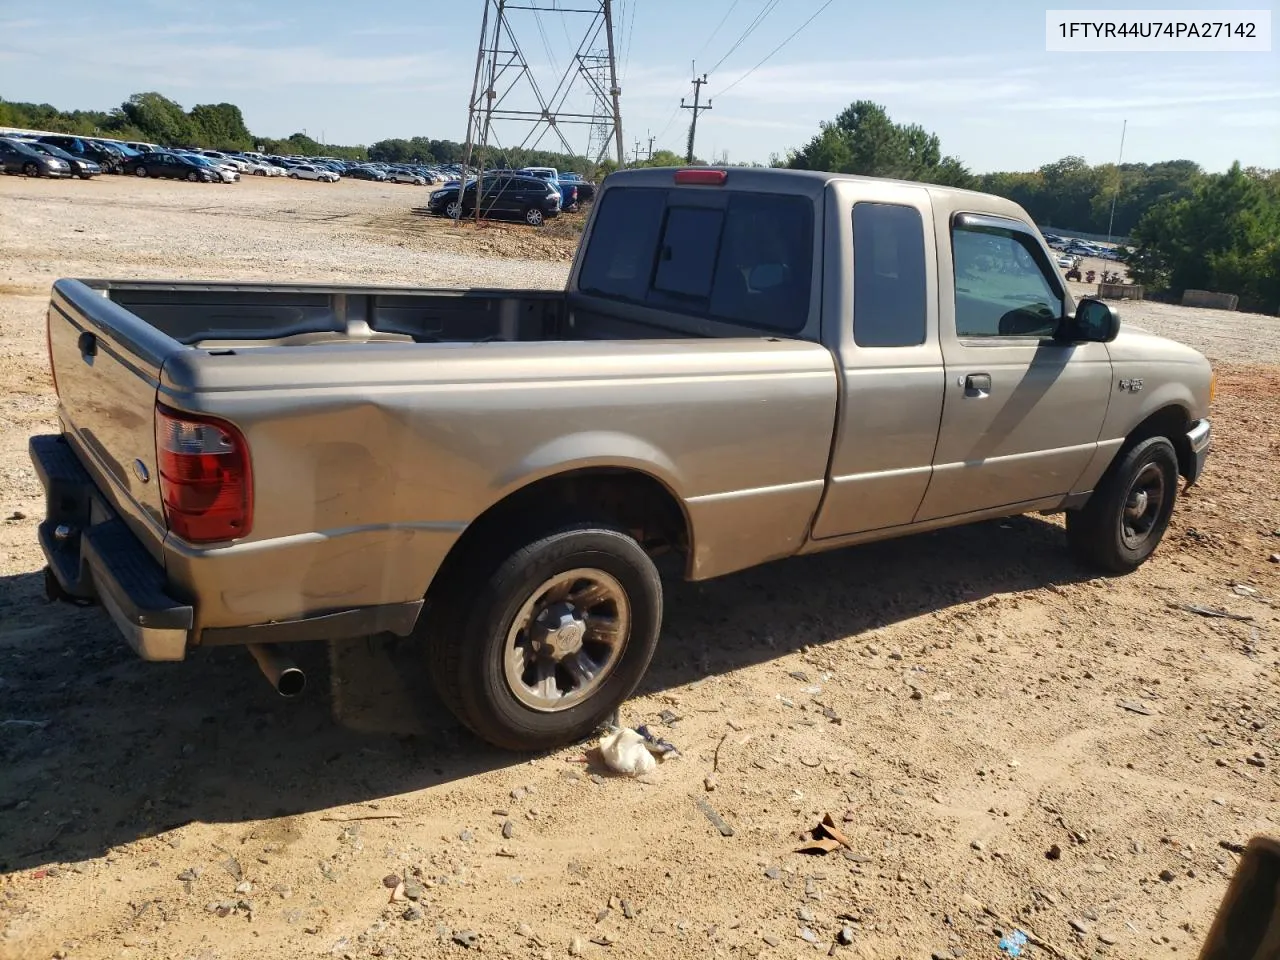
<box><xmin>810</xmin><ymin>181</ymin><xmax>946</xmax><ymax>539</ymax></box>
<box><xmin>915</xmin><ymin>212</ymin><xmax>1112</xmax><ymax>521</ymax></box>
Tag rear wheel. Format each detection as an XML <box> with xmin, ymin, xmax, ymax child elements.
<box><xmin>134</xmin><ymin>166</ymin><xmax>148</xmax><ymax>178</ymax></box>
<box><xmin>255</xmin><ymin>169</ymin><xmax>266</xmax><ymax>176</ymax></box>
<box><xmin>424</xmin><ymin>524</ymin><xmax>662</xmax><ymax>751</ymax></box>
<box><xmin>186</xmin><ymin>171</ymin><xmax>199</xmax><ymax>182</ymax></box>
<box><xmin>524</xmin><ymin>206</ymin><xmax>545</xmax><ymax>227</ymax></box>
<box><xmin>78</xmin><ymin>173</ymin><xmax>94</xmax><ymax>180</ymax></box>
<box><xmin>1066</xmin><ymin>435</ymin><xmax>1179</xmax><ymax>573</ymax></box>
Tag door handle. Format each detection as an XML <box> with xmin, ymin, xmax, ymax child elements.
<box><xmin>962</xmin><ymin>373</ymin><xmax>991</xmax><ymax>397</ymax></box>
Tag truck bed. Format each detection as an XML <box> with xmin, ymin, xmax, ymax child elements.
<box><xmin>42</xmin><ymin>277</ymin><xmax>838</xmax><ymax>655</ymax></box>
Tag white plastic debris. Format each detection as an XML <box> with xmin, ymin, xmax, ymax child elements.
<box><xmin>598</xmin><ymin>727</ymin><xmax>657</xmax><ymax>777</ymax></box>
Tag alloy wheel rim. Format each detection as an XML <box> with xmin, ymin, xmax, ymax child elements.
<box><xmin>503</xmin><ymin>568</ymin><xmax>630</xmax><ymax>712</ymax></box>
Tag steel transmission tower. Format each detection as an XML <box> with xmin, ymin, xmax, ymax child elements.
<box><xmin>464</xmin><ymin>1</ymin><xmax>625</xmax><ymax>172</ymax></box>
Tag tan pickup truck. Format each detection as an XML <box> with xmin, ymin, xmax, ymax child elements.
<box><xmin>31</xmin><ymin>166</ymin><xmax>1213</xmax><ymax>750</ymax></box>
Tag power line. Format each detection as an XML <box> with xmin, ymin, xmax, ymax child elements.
<box><xmin>708</xmin><ymin>0</ymin><xmax>781</xmax><ymax>75</ymax></box>
<box><xmin>713</xmin><ymin>0</ymin><xmax>835</xmax><ymax>100</ymax></box>
<box><xmin>695</xmin><ymin>0</ymin><xmax>741</xmax><ymax>62</ymax></box>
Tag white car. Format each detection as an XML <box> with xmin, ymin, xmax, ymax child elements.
<box><xmin>289</xmin><ymin>164</ymin><xmax>339</xmax><ymax>183</ymax></box>
<box><xmin>239</xmin><ymin>158</ymin><xmax>284</xmax><ymax>177</ymax></box>
<box><xmin>387</xmin><ymin>169</ymin><xmax>426</xmax><ymax>185</ymax></box>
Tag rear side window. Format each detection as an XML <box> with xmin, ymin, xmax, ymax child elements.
<box><xmin>851</xmin><ymin>202</ymin><xmax>928</xmax><ymax>347</ymax></box>
<box><xmin>579</xmin><ymin>187</ymin><xmax>813</xmax><ymax>333</ymax></box>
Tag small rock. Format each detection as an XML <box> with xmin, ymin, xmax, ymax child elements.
<box><xmin>1099</xmin><ymin>932</ymin><xmax>1118</xmax><ymax>945</ymax></box>
<box><xmin>382</xmin><ymin>873</ymin><xmax>400</xmax><ymax>888</ymax></box>
<box><xmin>970</xmin><ymin>840</ymin><xmax>985</xmax><ymax>852</ymax></box>
<box><xmin>1268</xmin><ymin>553</ymin><xmax>1279</xmax><ymax>563</ymax></box>
<box><xmin>452</xmin><ymin>930</ymin><xmax>478</xmax><ymax>949</ymax></box>
<box><xmin>764</xmin><ymin>866</ymin><xmax>782</xmax><ymax>880</ymax></box>
<box><xmin>1159</xmin><ymin>868</ymin><xmax>1176</xmax><ymax>882</ymax></box>
<box><xmin>221</xmin><ymin>857</ymin><xmax>243</xmax><ymax>881</ymax></box>
<box><xmin>658</xmin><ymin>709</ymin><xmax>681</xmax><ymax>724</ymax></box>
<box><xmin>797</xmin><ymin>906</ymin><xmax>815</xmax><ymax>923</ymax></box>
<box><xmin>1046</xmin><ymin>844</ymin><xmax>1062</xmax><ymax>860</ymax></box>
<box><xmin>1069</xmin><ymin>918</ymin><xmax>1090</xmax><ymax>934</ymax></box>
<box><xmin>596</xmin><ymin>908</ymin><xmax>611</xmax><ymax>924</ymax></box>
<box><xmin>621</xmin><ymin>899</ymin><xmax>636</xmax><ymax>920</ymax></box>
<box><xmin>403</xmin><ymin>878</ymin><xmax>425</xmax><ymax>901</ymax></box>
<box><xmin>788</xmin><ymin>671</ymin><xmax>810</xmax><ymax>682</ymax></box>
<box><xmin>569</xmin><ymin>936</ymin><xmax>585</xmax><ymax>956</ymax></box>
<box><xmin>6</xmin><ymin>511</ymin><xmax>26</xmax><ymax>521</ymax></box>
<box><xmin>273</xmin><ymin>883</ymin><xmax>293</xmax><ymax>900</ymax></box>
<box><xmin>838</xmin><ymin>927</ymin><xmax>854</xmax><ymax>945</ymax></box>
<box><xmin>234</xmin><ymin>880</ymin><xmax>253</xmax><ymax>895</ymax></box>
<box><xmin>177</xmin><ymin>867</ymin><xmax>201</xmax><ymax>882</ymax></box>
<box><xmin>704</xmin><ymin>774</ymin><xmax>718</xmax><ymax>791</ymax></box>
<box><xmin>511</xmin><ymin>787</ymin><xmax>527</xmax><ymax>801</ymax></box>
<box><xmin>799</xmin><ymin>927</ymin><xmax>818</xmax><ymax>943</ymax></box>
<box><xmin>516</xmin><ymin>923</ymin><xmax>535</xmax><ymax>938</ymax></box>
<box><xmin>402</xmin><ymin>905</ymin><xmax>423</xmax><ymax>922</ymax></box>
<box><xmin>950</xmin><ymin>949</ymin><xmax>966</xmax><ymax>958</ymax></box>
<box><xmin>762</xmin><ymin>934</ymin><xmax>781</xmax><ymax>947</ymax></box>
<box><xmin>1246</xmin><ymin>756</ymin><xmax>1266</xmax><ymax>768</ymax></box>
<box><xmin>888</xmin><ymin>649</ymin><xmax>903</xmax><ymax>660</ymax></box>
<box><xmin>909</xmin><ymin>689</ymin><xmax>924</xmax><ymax>700</ymax></box>
<box><xmin>500</xmin><ymin>819</ymin><xmax>515</xmax><ymax>839</ymax></box>
<box><xmin>459</xmin><ymin>829</ymin><xmax>474</xmax><ymax>842</ymax></box>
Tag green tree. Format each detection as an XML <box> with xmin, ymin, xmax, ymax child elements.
<box><xmin>1131</xmin><ymin>162</ymin><xmax>1280</xmax><ymax>313</ymax></box>
<box><xmin>118</xmin><ymin>92</ymin><xmax>194</xmax><ymax>144</ymax></box>
<box><xmin>785</xmin><ymin>100</ymin><xmax>973</xmax><ymax>187</ymax></box>
<box><xmin>188</xmin><ymin>102</ymin><xmax>253</xmax><ymax>150</ymax></box>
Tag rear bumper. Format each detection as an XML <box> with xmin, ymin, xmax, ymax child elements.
<box><xmin>31</xmin><ymin>434</ymin><xmax>193</xmax><ymax>661</ymax></box>
<box><xmin>30</xmin><ymin>433</ymin><xmax>425</xmax><ymax>661</ymax></box>
<box><xmin>1185</xmin><ymin>417</ymin><xmax>1212</xmax><ymax>485</ymax></box>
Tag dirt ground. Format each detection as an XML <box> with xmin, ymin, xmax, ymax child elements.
<box><xmin>1</xmin><ymin>174</ymin><xmax>1277</xmax><ymax>960</ymax></box>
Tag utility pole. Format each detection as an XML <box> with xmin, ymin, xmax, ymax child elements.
<box><xmin>680</xmin><ymin>70</ymin><xmax>711</xmax><ymax>164</ymax></box>
<box><xmin>646</xmin><ymin>131</ymin><xmax>654</xmax><ymax>160</ymax></box>
<box><xmin>1106</xmin><ymin>118</ymin><xmax>1128</xmax><ymax>244</ymax></box>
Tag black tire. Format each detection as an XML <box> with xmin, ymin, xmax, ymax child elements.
<box><xmin>1066</xmin><ymin>435</ymin><xmax>1179</xmax><ymax>573</ymax></box>
<box><xmin>186</xmin><ymin>171</ymin><xmax>199</xmax><ymax>182</ymax></box>
<box><xmin>134</xmin><ymin>166</ymin><xmax>148</xmax><ymax>178</ymax></box>
<box><xmin>23</xmin><ymin>162</ymin><xmax>39</xmax><ymax>177</ymax></box>
<box><xmin>425</xmin><ymin>524</ymin><xmax>662</xmax><ymax>751</ymax></box>
<box><xmin>524</xmin><ymin>206</ymin><xmax>545</xmax><ymax>227</ymax></box>
<box><xmin>78</xmin><ymin>174</ymin><xmax>94</xmax><ymax>180</ymax></box>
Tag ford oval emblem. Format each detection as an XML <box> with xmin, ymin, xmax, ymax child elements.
<box><xmin>132</xmin><ymin>459</ymin><xmax>151</xmax><ymax>484</ymax></box>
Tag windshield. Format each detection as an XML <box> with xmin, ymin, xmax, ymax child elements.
<box><xmin>32</xmin><ymin>142</ymin><xmax>75</xmax><ymax>161</ymax></box>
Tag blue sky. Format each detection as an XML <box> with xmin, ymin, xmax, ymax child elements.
<box><xmin>1</xmin><ymin>0</ymin><xmax>1276</xmax><ymax>172</ymax></box>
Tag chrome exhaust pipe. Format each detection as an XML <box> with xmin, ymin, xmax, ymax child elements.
<box><xmin>247</xmin><ymin>644</ymin><xmax>306</xmax><ymax>698</ymax></box>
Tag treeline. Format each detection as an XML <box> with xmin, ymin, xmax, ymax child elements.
<box><xmin>781</xmin><ymin>101</ymin><xmax>1280</xmax><ymax>314</ymax></box>
<box><xmin>0</xmin><ymin>93</ymin><xmax>366</xmax><ymax>160</ymax></box>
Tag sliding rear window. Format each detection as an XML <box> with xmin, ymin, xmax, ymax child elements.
<box><xmin>579</xmin><ymin>187</ymin><xmax>813</xmax><ymax>333</ymax></box>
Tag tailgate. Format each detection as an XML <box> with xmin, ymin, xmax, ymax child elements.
<box><xmin>47</xmin><ymin>279</ymin><xmax>179</xmax><ymax>560</ymax></box>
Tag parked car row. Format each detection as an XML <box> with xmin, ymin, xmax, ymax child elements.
<box><xmin>3</xmin><ymin>130</ymin><xmax>602</xmax><ymax>218</ymax></box>
<box><xmin>1043</xmin><ymin>233</ymin><xmax>1127</xmax><ymax>261</ymax></box>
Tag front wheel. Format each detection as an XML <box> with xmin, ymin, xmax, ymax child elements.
<box><xmin>134</xmin><ymin>166</ymin><xmax>148</xmax><ymax>178</ymax></box>
<box><xmin>445</xmin><ymin>200</ymin><xmax>462</xmax><ymax>219</ymax></box>
<box><xmin>1066</xmin><ymin>435</ymin><xmax>1179</xmax><ymax>573</ymax></box>
<box><xmin>186</xmin><ymin>171</ymin><xmax>199</xmax><ymax>182</ymax></box>
<box><xmin>524</xmin><ymin>206</ymin><xmax>545</xmax><ymax>227</ymax></box>
<box><xmin>23</xmin><ymin>163</ymin><xmax>39</xmax><ymax>177</ymax></box>
<box><xmin>425</xmin><ymin>525</ymin><xmax>663</xmax><ymax>751</ymax></box>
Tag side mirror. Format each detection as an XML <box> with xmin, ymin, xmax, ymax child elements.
<box><xmin>1059</xmin><ymin>297</ymin><xmax>1120</xmax><ymax>343</ymax></box>
<box><xmin>1197</xmin><ymin>835</ymin><xmax>1280</xmax><ymax>960</ymax></box>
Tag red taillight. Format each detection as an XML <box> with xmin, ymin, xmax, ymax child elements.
<box><xmin>155</xmin><ymin>404</ymin><xmax>252</xmax><ymax>542</ymax></box>
<box><xmin>674</xmin><ymin>169</ymin><xmax>727</xmax><ymax>185</ymax></box>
